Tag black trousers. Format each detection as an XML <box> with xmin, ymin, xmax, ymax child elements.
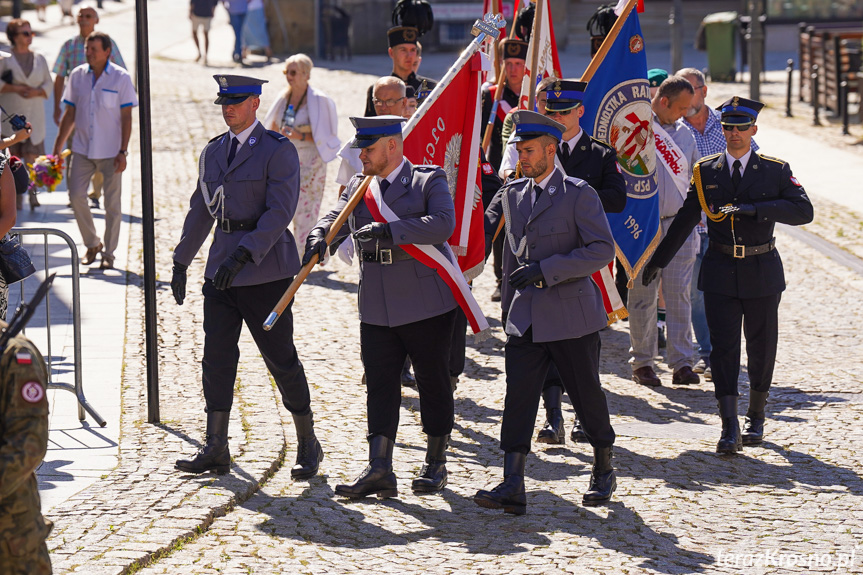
<box><xmin>492</xmin><ymin>233</ymin><xmax>504</xmax><ymax>282</ymax></box>
<box><xmin>202</xmin><ymin>278</ymin><xmax>311</xmax><ymax>415</ymax></box>
<box><xmin>361</xmin><ymin>308</ymin><xmax>457</xmax><ymax>441</ymax></box>
<box><xmin>704</xmin><ymin>291</ymin><xmax>781</xmax><ymax>399</ymax></box>
<box><xmin>449</xmin><ymin>307</ymin><xmax>467</xmax><ymax>378</ymax></box>
<box><xmin>501</xmin><ymin>328</ymin><xmax>615</xmax><ymax>453</ymax></box>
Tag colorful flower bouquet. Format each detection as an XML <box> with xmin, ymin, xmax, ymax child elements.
<box><xmin>28</xmin><ymin>149</ymin><xmax>71</xmax><ymax>192</ymax></box>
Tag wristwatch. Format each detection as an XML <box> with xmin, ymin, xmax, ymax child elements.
<box><xmin>118</xmin><ymin>149</ymin><xmax>128</xmax><ymax>156</ymax></box>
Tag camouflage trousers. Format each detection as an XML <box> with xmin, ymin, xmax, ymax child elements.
<box><xmin>0</xmin><ymin>517</ymin><xmax>53</xmax><ymax>574</ymax></box>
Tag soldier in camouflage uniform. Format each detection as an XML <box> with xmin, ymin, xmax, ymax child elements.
<box><xmin>0</xmin><ymin>323</ymin><xmax>52</xmax><ymax>575</ymax></box>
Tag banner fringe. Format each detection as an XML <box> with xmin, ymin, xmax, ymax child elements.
<box><xmin>473</xmin><ymin>327</ymin><xmax>494</xmax><ymax>343</ymax></box>
<box><xmin>461</xmin><ymin>260</ymin><xmax>485</xmax><ymax>283</ymax></box>
<box><xmin>606</xmin><ymin>306</ymin><xmax>629</xmax><ymax>325</ymax></box>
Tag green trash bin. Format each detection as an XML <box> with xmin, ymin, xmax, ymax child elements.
<box><xmin>702</xmin><ymin>11</ymin><xmax>738</xmax><ymax>82</ymax></box>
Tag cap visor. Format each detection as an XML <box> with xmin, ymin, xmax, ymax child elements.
<box><xmin>215</xmin><ymin>94</ymin><xmax>252</xmax><ymax>105</ymax></box>
<box><xmin>721</xmin><ymin>114</ymin><xmax>755</xmax><ymax>124</ymax></box>
<box><xmin>350</xmin><ymin>136</ymin><xmax>378</xmax><ymax>149</ymax></box>
<box><xmin>544</xmin><ymin>102</ymin><xmax>581</xmax><ymax>112</ymax></box>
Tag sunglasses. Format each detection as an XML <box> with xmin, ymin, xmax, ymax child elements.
<box><xmin>545</xmin><ymin>108</ymin><xmax>573</xmax><ymax>117</ymax></box>
<box><xmin>373</xmin><ymin>97</ymin><xmax>405</xmax><ymax>107</ymax></box>
<box><xmin>16</xmin><ymin>31</ymin><xmax>33</xmax><ymax>37</ymax></box>
<box><xmin>721</xmin><ymin>123</ymin><xmax>754</xmax><ymax>132</ymax></box>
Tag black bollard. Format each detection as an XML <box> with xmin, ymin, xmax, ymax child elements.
<box><xmin>840</xmin><ymin>76</ymin><xmax>850</xmax><ymax>136</ymax></box>
<box><xmin>811</xmin><ymin>65</ymin><xmax>821</xmax><ymax>126</ymax></box>
<box><xmin>785</xmin><ymin>59</ymin><xmax>793</xmax><ymax>117</ymax></box>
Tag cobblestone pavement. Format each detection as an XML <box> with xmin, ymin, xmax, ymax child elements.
<box><xmin>39</xmin><ymin>27</ymin><xmax>863</xmax><ymax>575</ymax></box>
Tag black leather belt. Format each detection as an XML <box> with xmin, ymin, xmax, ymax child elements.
<box><xmin>711</xmin><ymin>238</ymin><xmax>775</xmax><ymax>259</ymax></box>
<box><xmin>218</xmin><ymin>217</ymin><xmax>258</xmax><ymax>233</ymax></box>
<box><xmin>360</xmin><ymin>248</ymin><xmax>413</xmax><ymax>265</ymax></box>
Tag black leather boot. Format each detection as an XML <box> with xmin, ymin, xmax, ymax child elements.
<box><xmin>742</xmin><ymin>390</ymin><xmax>768</xmax><ymax>446</ymax></box>
<box><xmin>474</xmin><ymin>452</ymin><xmax>527</xmax><ymax>515</ymax></box>
<box><xmin>411</xmin><ymin>435</ymin><xmax>448</xmax><ymax>493</ymax></box>
<box><xmin>583</xmin><ymin>446</ymin><xmax>616</xmax><ymax>505</ymax></box>
<box><xmin>335</xmin><ymin>435</ymin><xmax>398</xmax><ymax>499</ymax></box>
<box><xmin>570</xmin><ymin>416</ymin><xmax>589</xmax><ymax>443</ymax></box>
<box><xmin>176</xmin><ymin>411</ymin><xmax>231</xmax><ymax>474</ymax></box>
<box><xmin>536</xmin><ymin>386</ymin><xmax>565</xmax><ymax>445</ymax></box>
<box><xmin>401</xmin><ymin>357</ymin><xmax>416</xmax><ymax>387</ymax></box>
<box><xmin>291</xmin><ymin>412</ymin><xmax>324</xmax><ymax>479</ymax></box>
<box><xmin>716</xmin><ymin>395</ymin><xmax>742</xmax><ymax>454</ymax></box>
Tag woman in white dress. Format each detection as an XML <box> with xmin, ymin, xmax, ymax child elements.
<box><xmin>263</xmin><ymin>54</ymin><xmax>341</xmax><ymax>254</ymax></box>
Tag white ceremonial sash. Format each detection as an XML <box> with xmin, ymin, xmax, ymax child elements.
<box><xmin>365</xmin><ymin>177</ymin><xmax>491</xmax><ymax>339</ymax></box>
<box><xmin>653</xmin><ymin>120</ymin><xmax>690</xmax><ymax>199</ymax></box>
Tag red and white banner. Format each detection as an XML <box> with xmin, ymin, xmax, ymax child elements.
<box><xmin>363</xmin><ymin>180</ymin><xmax>490</xmax><ymax>337</ymax></box>
<box><xmin>518</xmin><ymin>0</ymin><xmax>563</xmax><ymax>110</ymax></box>
<box><xmin>403</xmin><ymin>52</ymin><xmax>488</xmax><ymax>282</ymax></box>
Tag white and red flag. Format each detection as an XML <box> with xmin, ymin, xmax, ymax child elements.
<box><xmin>403</xmin><ymin>51</ymin><xmax>487</xmax><ymax>281</ymax></box>
<box><xmin>517</xmin><ymin>0</ymin><xmax>562</xmax><ymax>110</ymax></box>
<box><xmin>399</xmin><ymin>51</ymin><xmax>491</xmax><ymax>336</ymax></box>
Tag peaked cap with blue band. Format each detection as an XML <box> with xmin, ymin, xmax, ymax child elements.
<box><xmin>717</xmin><ymin>96</ymin><xmax>764</xmax><ymax>125</ymax></box>
<box><xmin>349</xmin><ymin>115</ymin><xmax>405</xmax><ymax>148</ymax></box>
<box><xmin>213</xmin><ymin>74</ymin><xmax>268</xmax><ymax>105</ymax></box>
<box><xmin>510</xmin><ymin>110</ymin><xmax>564</xmax><ymax>142</ymax></box>
<box><xmin>542</xmin><ymin>79</ymin><xmax>587</xmax><ymax>112</ymax></box>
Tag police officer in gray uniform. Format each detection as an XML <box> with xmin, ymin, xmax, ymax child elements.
<box><xmin>171</xmin><ymin>75</ymin><xmax>323</xmax><ymax>480</ymax></box>
<box><xmin>304</xmin><ymin>115</ymin><xmax>457</xmax><ymax>499</ymax></box>
<box><xmin>476</xmin><ymin>111</ymin><xmax>617</xmax><ymax>515</ymax></box>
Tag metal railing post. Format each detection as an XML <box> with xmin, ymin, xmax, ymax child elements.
<box><xmin>812</xmin><ymin>65</ymin><xmax>821</xmax><ymax>126</ymax></box>
<box><xmin>785</xmin><ymin>59</ymin><xmax>794</xmax><ymax>117</ymax></box>
<box><xmin>14</xmin><ymin>227</ymin><xmax>106</xmax><ymax>427</ymax></box>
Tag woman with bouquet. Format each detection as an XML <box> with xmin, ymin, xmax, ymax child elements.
<box><xmin>0</xmin><ymin>19</ymin><xmax>52</xmax><ymax>209</ymax></box>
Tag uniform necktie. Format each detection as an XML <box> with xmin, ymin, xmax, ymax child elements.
<box><xmin>559</xmin><ymin>142</ymin><xmax>570</xmax><ymax>164</ymax></box>
<box><xmin>379</xmin><ymin>178</ymin><xmax>390</xmax><ymax>193</ymax></box>
<box><xmin>533</xmin><ymin>184</ymin><xmax>543</xmax><ymax>206</ymax></box>
<box><xmin>732</xmin><ymin>159</ymin><xmax>742</xmax><ymax>189</ymax></box>
<box><xmin>227</xmin><ymin>137</ymin><xmax>239</xmax><ymax>165</ymax></box>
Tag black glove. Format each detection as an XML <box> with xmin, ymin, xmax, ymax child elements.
<box><xmin>353</xmin><ymin>222</ymin><xmax>391</xmax><ymax>242</ymax></box>
<box><xmin>484</xmin><ymin>234</ymin><xmax>494</xmax><ymax>261</ymax></box>
<box><xmin>302</xmin><ymin>228</ymin><xmax>328</xmax><ymax>266</ymax></box>
<box><xmin>509</xmin><ymin>262</ymin><xmax>545</xmax><ymax>290</ymax></box>
<box><xmin>719</xmin><ymin>203</ymin><xmax>756</xmax><ymax>217</ymax></box>
<box><xmin>641</xmin><ymin>263</ymin><xmax>661</xmax><ymax>286</ymax></box>
<box><xmin>171</xmin><ymin>261</ymin><xmax>188</xmax><ymax>305</ymax></box>
<box><xmin>213</xmin><ymin>246</ymin><xmax>252</xmax><ymax>290</ymax></box>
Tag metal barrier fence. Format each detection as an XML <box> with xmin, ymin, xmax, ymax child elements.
<box><xmin>14</xmin><ymin>227</ymin><xmax>106</xmax><ymax>427</ymax></box>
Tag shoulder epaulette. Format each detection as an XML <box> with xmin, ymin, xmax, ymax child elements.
<box><xmin>266</xmin><ymin>129</ymin><xmax>287</xmax><ymax>141</ymax></box>
<box><xmin>589</xmin><ymin>136</ymin><xmax>615</xmax><ymax>152</ymax></box>
<box><xmin>695</xmin><ymin>152</ymin><xmax>722</xmax><ymax>165</ymax></box>
<box><xmin>413</xmin><ymin>165</ymin><xmax>439</xmax><ymax>172</ymax></box>
<box><xmin>208</xmin><ymin>132</ymin><xmax>228</xmax><ymax>144</ymax></box>
<box><xmin>758</xmin><ymin>153</ymin><xmax>786</xmax><ymax>165</ymax></box>
<box><xmin>502</xmin><ymin>176</ymin><xmax>529</xmax><ymax>188</ymax></box>
<box><xmin>565</xmin><ymin>176</ymin><xmax>588</xmax><ymax>188</ymax></box>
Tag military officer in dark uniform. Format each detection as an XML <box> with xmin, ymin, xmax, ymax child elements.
<box><xmin>0</xmin><ymin>321</ymin><xmax>52</xmax><ymax>575</ymax></box>
<box><xmin>643</xmin><ymin>97</ymin><xmax>813</xmax><ymax>453</ymax></box>
<box><xmin>475</xmin><ymin>112</ymin><xmax>617</xmax><ymax>515</ymax></box>
<box><xmin>363</xmin><ymin>27</ymin><xmax>437</xmax><ymax>117</ymax></box>
<box><xmin>503</xmin><ymin>79</ymin><xmax>626</xmax><ymax>446</ymax></box>
<box><xmin>171</xmin><ymin>75</ymin><xmax>323</xmax><ymax>479</ymax></box>
<box><xmin>482</xmin><ymin>37</ymin><xmax>528</xmax><ymax>302</ymax></box>
<box><xmin>304</xmin><ymin>116</ymin><xmax>458</xmax><ymax>498</ymax></box>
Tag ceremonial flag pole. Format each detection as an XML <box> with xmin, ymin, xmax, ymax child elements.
<box><xmin>524</xmin><ymin>0</ymin><xmax>543</xmax><ymax>110</ymax></box>
<box><xmin>264</xmin><ymin>14</ymin><xmax>505</xmax><ymax>332</ymax></box>
<box><xmin>480</xmin><ymin>10</ymin><xmax>519</xmax><ymax>157</ymax></box>
<box><xmin>406</xmin><ymin>13</ymin><xmax>507</xmax><ymax>137</ymax></box>
<box><xmin>262</xmin><ymin>177</ymin><xmax>371</xmax><ymax>331</ymax></box>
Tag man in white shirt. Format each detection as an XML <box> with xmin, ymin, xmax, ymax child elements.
<box><xmin>53</xmin><ymin>32</ymin><xmax>137</xmax><ymax>270</ymax></box>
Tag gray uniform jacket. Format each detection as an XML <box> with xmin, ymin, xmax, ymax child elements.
<box><xmin>173</xmin><ymin>122</ymin><xmax>302</xmax><ymax>286</ymax></box>
<box><xmin>485</xmin><ymin>167</ymin><xmax>615</xmax><ymax>343</ymax></box>
<box><xmin>313</xmin><ymin>160</ymin><xmax>458</xmax><ymax>328</ymax></box>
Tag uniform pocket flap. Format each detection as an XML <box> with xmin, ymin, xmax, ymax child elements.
<box><xmin>0</xmin><ymin>516</ymin><xmax>52</xmax><ymax>557</ymax></box>
<box><xmin>538</xmin><ymin>218</ymin><xmax>569</xmax><ymax>236</ymax></box>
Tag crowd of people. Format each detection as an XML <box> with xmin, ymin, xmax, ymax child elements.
<box><xmin>162</xmin><ymin>15</ymin><xmax>813</xmax><ymax>527</ymax></box>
